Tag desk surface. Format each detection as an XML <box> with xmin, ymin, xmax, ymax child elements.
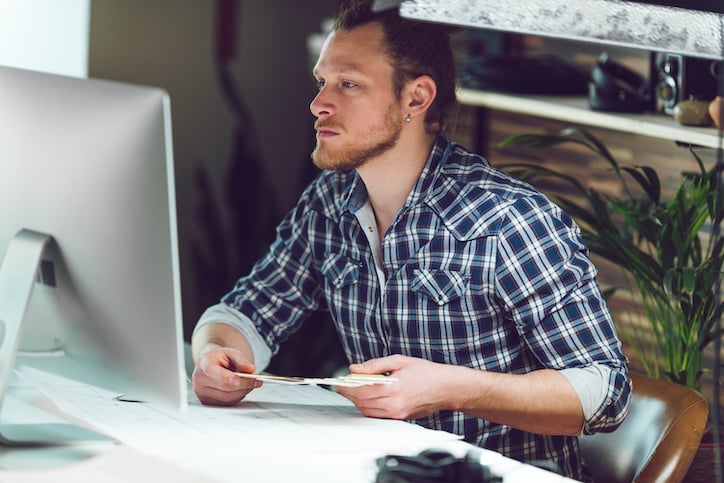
<box><xmin>0</xmin><ymin>366</ymin><xmax>577</xmax><ymax>483</ymax></box>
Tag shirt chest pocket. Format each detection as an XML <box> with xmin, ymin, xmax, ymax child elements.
<box><xmin>411</xmin><ymin>269</ymin><xmax>469</xmax><ymax>305</ymax></box>
<box><xmin>321</xmin><ymin>254</ymin><xmax>360</xmax><ymax>289</ymax></box>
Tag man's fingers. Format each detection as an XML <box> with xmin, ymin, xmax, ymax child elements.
<box><xmin>196</xmin><ymin>384</ymin><xmax>253</xmax><ymax>406</ymax></box>
<box><xmin>349</xmin><ymin>355</ymin><xmax>402</xmax><ymax>375</ymax></box>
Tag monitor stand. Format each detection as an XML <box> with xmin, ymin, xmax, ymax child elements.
<box><xmin>0</xmin><ymin>229</ymin><xmax>110</xmax><ymax>447</ymax></box>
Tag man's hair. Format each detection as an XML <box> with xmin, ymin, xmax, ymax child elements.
<box><xmin>333</xmin><ymin>0</ymin><xmax>457</xmax><ymax>134</ymax></box>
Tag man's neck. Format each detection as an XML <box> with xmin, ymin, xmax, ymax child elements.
<box><xmin>356</xmin><ymin>132</ymin><xmax>436</xmax><ymax>238</ymax></box>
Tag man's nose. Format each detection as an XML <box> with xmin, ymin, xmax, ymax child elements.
<box><xmin>310</xmin><ymin>87</ymin><xmax>334</xmax><ymax>118</ymax></box>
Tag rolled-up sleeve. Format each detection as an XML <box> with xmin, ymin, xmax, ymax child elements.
<box><xmin>194</xmin><ymin>303</ymin><xmax>274</xmax><ymax>371</ymax></box>
<box><xmin>210</xmin><ymin>181</ymin><xmax>328</xmax><ymax>361</ymax></box>
<box><xmin>495</xmin><ymin>195</ymin><xmax>631</xmax><ymax>433</ymax></box>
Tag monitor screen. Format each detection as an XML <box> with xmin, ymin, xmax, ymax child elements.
<box><xmin>0</xmin><ymin>66</ymin><xmax>188</xmax><ymax>442</ymax></box>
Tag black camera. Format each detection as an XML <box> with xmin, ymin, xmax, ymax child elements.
<box><xmin>375</xmin><ymin>449</ymin><xmax>502</xmax><ymax>483</ymax></box>
<box><xmin>651</xmin><ymin>53</ymin><xmax>719</xmax><ymax>115</ymax></box>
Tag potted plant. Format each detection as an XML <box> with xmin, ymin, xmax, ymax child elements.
<box><xmin>497</xmin><ymin>126</ymin><xmax>723</xmax><ymax>391</ymax></box>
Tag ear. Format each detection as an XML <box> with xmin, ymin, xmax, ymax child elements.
<box><xmin>404</xmin><ymin>75</ymin><xmax>437</xmax><ymax>119</ymax></box>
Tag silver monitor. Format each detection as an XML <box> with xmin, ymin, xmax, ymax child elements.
<box><xmin>0</xmin><ymin>65</ymin><xmax>188</xmax><ymax>445</ymax></box>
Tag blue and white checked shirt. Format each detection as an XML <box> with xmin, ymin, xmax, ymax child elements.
<box><xmin>210</xmin><ymin>135</ymin><xmax>631</xmax><ymax>480</ymax></box>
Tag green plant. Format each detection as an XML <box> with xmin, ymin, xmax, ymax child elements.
<box><xmin>498</xmin><ymin>126</ymin><xmax>723</xmax><ymax>389</ymax></box>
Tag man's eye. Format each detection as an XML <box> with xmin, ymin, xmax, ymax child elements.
<box><xmin>314</xmin><ymin>79</ymin><xmax>325</xmax><ymax>90</ymax></box>
<box><xmin>342</xmin><ymin>81</ymin><xmax>357</xmax><ymax>88</ymax></box>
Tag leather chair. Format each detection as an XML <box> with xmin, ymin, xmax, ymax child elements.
<box><xmin>580</xmin><ymin>372</ymin><xmax>708</xmax><ymax>483</ymax></box>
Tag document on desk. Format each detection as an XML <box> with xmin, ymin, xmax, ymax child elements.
<box><xmin>234</xmin><ymin>371</ymin><xmax>398</xmax><ymax>386</ymax></box>
<box><xmin>15</xmin><ymin>366</ymin><xmax>463</xmax><ymax>483</ymax></box>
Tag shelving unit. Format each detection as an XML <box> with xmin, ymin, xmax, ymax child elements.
<box><xmin>457</xmin><ymin>87</ymin><xmax>723</xmax><ymax>149</ymax></box>
<box><xmin>399</xmin><ymin>0</ymin><xmax>723</xmax><ymax>148</ymax></box>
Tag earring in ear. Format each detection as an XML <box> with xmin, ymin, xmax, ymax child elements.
<box><xmin>405</xmin><ymin>113</ymin><xmax>412</xmax><ymax>123</ymax></box>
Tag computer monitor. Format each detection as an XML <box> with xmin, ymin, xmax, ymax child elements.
<box><xmin>0</xmin><ymin>65</ymin><xmax>188</xmax><ymax>445</ymax></box>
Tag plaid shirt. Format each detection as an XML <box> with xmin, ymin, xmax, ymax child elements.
<box><xmin>221</xmin><ymin>135</ymin><xmax>630</xmax><ymax>480</ymax></box>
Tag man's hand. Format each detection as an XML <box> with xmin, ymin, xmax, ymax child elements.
<box><xmin>192</xmin><ymin>346</ymin><xmax>261</xmax><ymax>406</ymax></box>
<box><xmin>337</xmin><ymin>354</ymin><xmax>585</xmax><ymax>436</ymax></box>
<box><xmin>335</xmin><ymin>354</ymin><xmax>454</xmax><ymax>420</ymax></box>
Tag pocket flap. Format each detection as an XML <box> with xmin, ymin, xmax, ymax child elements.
<box><xmin>321</xmin><ymin>254</ymin><xmax>359</xmax><ymax>288</ymax></box>
<box><xmin>411</xmin><ymin>269</ymin><xmax>468</xmax><ymax>305</ymax></box>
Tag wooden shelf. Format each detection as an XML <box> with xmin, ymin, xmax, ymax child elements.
<box><xmin>457</xmin><ymin>88</ymin><xmax>723</xmax><ymax>149</ymax></box>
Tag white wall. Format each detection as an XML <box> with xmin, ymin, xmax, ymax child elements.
<box><xmin>0</xmin><ymin>0</ymin><xmax>89</xmax><ymax>77</ymax></box>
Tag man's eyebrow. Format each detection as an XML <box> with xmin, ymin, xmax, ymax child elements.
<box><xmin>313</xmin><ymin>62</ymin><xmax>367</xmax><ymax>77</ymax></box>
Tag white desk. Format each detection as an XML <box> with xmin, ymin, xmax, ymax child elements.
<box><xmin>0</xmin><ymin>367</ymin><xmax>577</xmax><ymax>483</ymax></box>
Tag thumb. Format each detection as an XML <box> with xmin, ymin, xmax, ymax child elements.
<box><xmin>223</xmin><ymin>348</ymin><xmax>256</xmax><ymax>374</ymax></box>
<box><xmin>349</xmin><ymin>356</ymin><xmax>398</xmax><ymax>375</ymax></box>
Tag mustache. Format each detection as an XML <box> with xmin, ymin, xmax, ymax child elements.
<box><xmin>314</xmin><ymin>120</ymin><xmax>341</xmax><ymax>131</ymax></box>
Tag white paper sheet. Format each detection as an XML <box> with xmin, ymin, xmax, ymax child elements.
<box><xmin>13</xmin><ymin>365</ymin><xmax>463</xmax><ymax>483</ymax></box>
<box><xmin>234</xmin><ymin>371</ymin><xmax>398</xmax><ymax>387</ymax></box>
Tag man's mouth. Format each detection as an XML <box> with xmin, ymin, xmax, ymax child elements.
<box><xmin>316</xmin><ymin>128</ymin><xmax>338</xmax><ymax>138</ymax></box>
<box><xmin>315</xmin><ymin>122</ymin><xmax>340</xmax><ymax>138</ymax></box>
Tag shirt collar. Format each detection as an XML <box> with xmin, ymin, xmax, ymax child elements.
<box><xmin>346</xmin><ymin>174</ymin><xmax>368</xmax><ymax>214</ymax></box>
<box><xmin>408</xmin><ymin>134</ymin><xmax>452</xmax><ymax>209</ymax></box>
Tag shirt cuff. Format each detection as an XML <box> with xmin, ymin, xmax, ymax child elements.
<box><xmin>194</xmin><ymin>303</ymin><xmax>273</xmax><ymax>371</ymax></box>
<box><xmin>560</xmin><ymin>363</ymin><xmax>612</xmax><ymax>423</ymax></box>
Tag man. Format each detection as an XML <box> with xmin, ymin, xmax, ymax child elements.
<box><xmin>192</xmin><ymin>0</ymin><xmax>631</xmax><ymax>479</ymax></box>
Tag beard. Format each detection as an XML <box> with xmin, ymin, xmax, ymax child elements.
<box><xmin>311</xmin><ymin>104</ymin><xmax>402</xmax><ymax>171</ymax></box>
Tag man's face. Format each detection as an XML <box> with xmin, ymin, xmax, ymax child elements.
<box><xmin>310</xmin><ymin>22</ymin><xmax>403</xmax><ymax>171</ymax></box>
